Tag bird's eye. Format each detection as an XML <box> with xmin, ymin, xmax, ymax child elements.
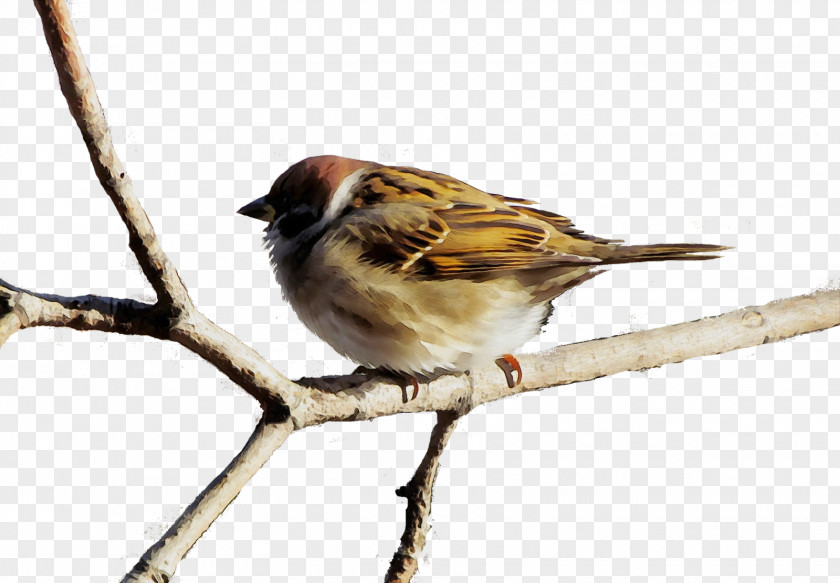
<box><xmin>275</xmin><ymin>209</ymin><xmax>320</xmax><ymax>238</ymax></box>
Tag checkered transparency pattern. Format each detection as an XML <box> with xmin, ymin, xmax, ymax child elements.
<box><xmin>0</xmin><ymin>0</ymin><xmax>837</xmax><ymax>581</ymax></box>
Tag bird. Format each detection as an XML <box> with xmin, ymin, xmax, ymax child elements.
<box><xmin>238</xmin><ymin>155</ymin><xmax>727</xmax><ymax>398</ymax></box>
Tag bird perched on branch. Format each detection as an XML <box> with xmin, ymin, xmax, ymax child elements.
<box><xmin>238</xmin><ymin>155</ymin><xmax>727</xmax><ymax>398</ymax></box>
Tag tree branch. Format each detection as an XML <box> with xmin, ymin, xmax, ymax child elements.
<box><xmin>33</xmin><ymin>0</ymin><xmax>190</xmax><ymax>310</ymax></box>
<box><xmin>25</xmin><ymin>0</ymin><xmax>299</xmax><ymax>411</ymax></box>
<box><xmin>7</xmin><ymin>1</ymin><xmax>837</xmax><ymax>581</ymax></box>
<box><xmin>0</xmin><ymin>278</ymin><xmax>299</xmax><ymax>411</ymax></box>
<box><xmin>385</xmin><ymin>411</ymin><xmax>462</xmax><ymax>583</ymax></box>
<box><xmin>122</xmin><ymin>414</ymin><xmax>294</xmax><ymax>583</ymax></box>
<box><xmin>0</xmin><ymin>279</ymin><xmax>164</xmax><ymax>341</ymax></box>
<box><xmin>289</xmin><ymin>289</ymin><xmax>840</xmax><ymax>429</ymax></box>
<box><xmin>170</xmin><ymin>310</ymin><xmax>299</xmax><ymax>412</ymax></box>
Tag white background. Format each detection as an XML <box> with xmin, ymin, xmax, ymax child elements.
<box><xmin>1</xmin><ymin>1</ymin><xmax>838</xmax><ymax>581</ymax></box>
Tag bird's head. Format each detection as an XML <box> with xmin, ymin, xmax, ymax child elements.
<box><xmin>237</xmin><ymin>155</ymin><xmax>372</xmax><ymax>240</ymax></box>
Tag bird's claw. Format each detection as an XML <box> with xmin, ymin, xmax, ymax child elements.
<box><xmin>401</xmin><ymin>376</ymin><xmax>420</xmax><ymax>403</ymax></box>
<box><xmin>495</xmin><ymin>354</ymin><xmax>522</xmax><ymax>388</ymax></box>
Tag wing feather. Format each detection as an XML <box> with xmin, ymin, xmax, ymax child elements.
<box><xmin>335</xmin><ymin>168</ymin><xmax>605</xmax><ymax>278</ymax></box>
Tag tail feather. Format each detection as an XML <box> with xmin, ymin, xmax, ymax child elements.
<box><xmin>595</xmin><ymin>243</ymin><xmax>731</xmax><ymax>265</ymax></box>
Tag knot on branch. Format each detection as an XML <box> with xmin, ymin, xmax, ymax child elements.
<box><xmin>124</xmin><ymin>559</ymin><xmax>170</xmax><ymax>583</ymax></box>
<box><xmin>261</xmin><ymin>398</ymin><xmax>292</xmax><ymax>425</ymax></box>
<box><xmin>395</xmin><ymin>483</ymin><xmax>417</xmax><ymax>500</ymax></box>
<box><xmin>144</xmin><ymin>302</ymin><xmax>184</xmax><ymax>338</ymax></box>
<box><xmin>0</xmin><ymin>290</ymin><xmax>32</xmax><ymax>327</ymax></box>
<box><xmin>0</xmin><ymin>293</ymin><xmax>13</xmax><ymax>319</ymax></box>
<box><xmin>741</xmin><ymin>309</ymin><xmax>765</xmax><ymax>328</ymax></box>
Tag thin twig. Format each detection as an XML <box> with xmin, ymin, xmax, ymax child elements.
<box><xmin>0</xmin><ymin>279</ymin><xmax>299</xmax><ymax>409</ymax></box>
<box><xmin>385</xmin><ymin>411</ymin><xmax>462</xmax><ymax>583</ymax></box>
<box><xmin>0</xmin><ymin>280</ymin><xmax>164</xmax><ymax>341</ymax></box>
<box><xmin>122</xmin><ymin>414</ymin><xmax>295</xmax><ymax>583</ymax></box>
<box><xmin>23</xmin><ymin>0</ymin><xmax>301</xmax><ymax>408</ymax></box>
<box><xmin>33</xmin><ymin>0</ymin><xmax>190</xmax><ymax>310</ymax></box>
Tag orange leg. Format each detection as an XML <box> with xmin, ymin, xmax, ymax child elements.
<box><xmin>494</xmin><ymin>354</ymin><xmax>522</xmax><ymax>388</ymax></box>
<box><xmin>400</xmin><ymin>375</ymin><xmax>420</xmax><ymax>403</ymax></box>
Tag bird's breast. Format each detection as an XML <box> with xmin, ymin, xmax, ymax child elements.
<box><xmin>268</xmin><ymin>237</ymin><xmax>550</xmax><ymax>376</ymax></box>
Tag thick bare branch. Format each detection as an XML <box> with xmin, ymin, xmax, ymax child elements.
<box><xmin>0</xmin><ymin>280</ymin><xmax>164</xmax><ymax>343</ymax></box>
<box><xmin>385</xmin><ymin>411</ymin><xmax>461</xmax><ymax>583</ymax></box>
<box><xmin>171</xmin><ymin>310</ymin><xmax>299</xmax><ymax>411</ymax></box>
<box><xmin>122</xmin><ymin>414</ymin><xmax>295</xmax><ymax>583</ymax></box>
<box><xmin>290</xmin><ymin>289</ymin><xmax>840</xmax><ymax>428</ymax></box>
<box><xmin>32</xmin><ymin>0</ymin><xmax>190</xmax><ymax>310</ymax></box>
<box><xmin>0</xmin><ymin>279</ymin><xmax>298</xmax><ymax>407</ymax></box>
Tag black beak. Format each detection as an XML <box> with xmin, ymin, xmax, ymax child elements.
<box><xmin>237</xmin><ymin>195</ymin><xmax>273</xmax><ymax>222</ymax></box>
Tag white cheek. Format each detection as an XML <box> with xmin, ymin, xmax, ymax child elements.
<box><xmin>323</xmin><ymin>167</ymin><xmax>368</xmax><ymax>222</ymax></box>
<box><xmin>263</xmin><ymin>167</ymin><xmax>368</xmax><ymax>277</ymax></box>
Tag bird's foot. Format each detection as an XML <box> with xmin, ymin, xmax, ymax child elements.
<box><xmin>494</xmin><ymin>354</ymin><xmax>522</xmax><ymax>388</ymax></box>
<box><xmin>355</xmin><ymin>367</ymin><xmax>420</xmax><ymax>403</ymax></box>
<box><xmin>351</xmin><ymin>365</ymin><xmax>378</xmax><ymax>376</ymax></box>
<box><xmin>400</xmin><ymin>375</ymin><xmax>420</xmax><ymax>403</ymax></box>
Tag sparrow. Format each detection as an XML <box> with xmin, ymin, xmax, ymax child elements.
<box><xmin>238</xmin><ymin>155</ymin><xmax>727</xmax><ymax>397</ymax></box>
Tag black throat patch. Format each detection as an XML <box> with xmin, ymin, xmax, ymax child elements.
<box><xmin>274</xmin><ymin>208</ymin><xmax>321</xmax><ymax>239</ymax></box>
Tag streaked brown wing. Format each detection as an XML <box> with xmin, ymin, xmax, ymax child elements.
<box><xmin>337</xmin><ymin>167</ymin><xmax>605</xmax><ymax>278</ymax></box>
<box><xmin>487</xmin><ymin>194</ymin><xmax>621</xmax><ymax>245</ymax></box>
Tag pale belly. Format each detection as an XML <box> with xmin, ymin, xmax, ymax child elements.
<box><xmin>274</xmin><ymin>248</ymin><xmax>550</xmax><ymax>377</ymax></box>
